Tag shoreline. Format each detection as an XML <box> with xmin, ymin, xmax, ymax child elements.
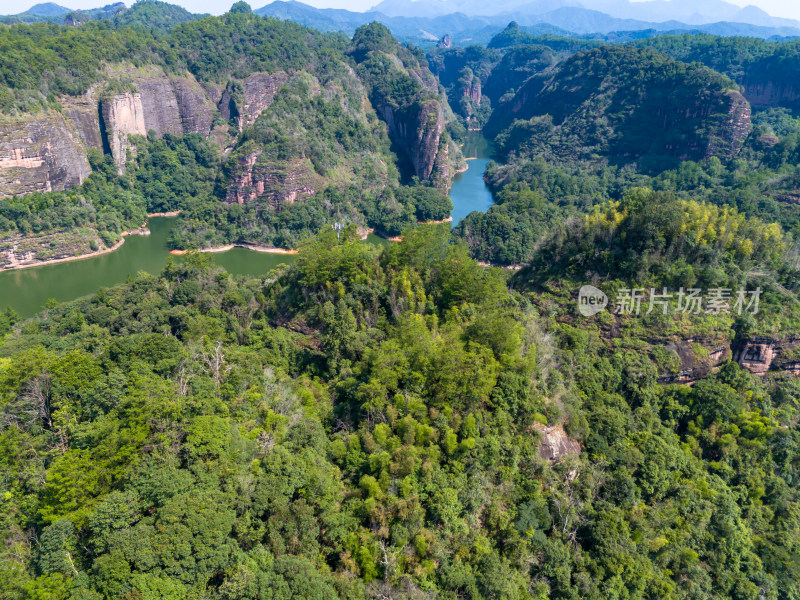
<box><xmin>477</xmin><ymin>261</ymin><xmax>523</xmax><ymax>271</ymax></box>
<box><xmin>170</xmin><ymin>243</ymin><xmax>298</xmax><ymax>256</ymax></box>
<box><xmin>0</xmin><ymin>211</ymin><xmax>180</xmax><ymax>273</ymax></box>
<box><xmin>1</xmin><ymin>211</ymin><xmax>470</xmax><ymax>272</ymax></box>
<box><xmin>363</xmin><ymin>216</ymin><xmax>454</xmax><ymax>243</ymax></box>
<box><xmin>0</xmin><ymin>228</ymin><xmax>150</xmax><ymax>272</ymax></box>
<box><xmin>146</xmin><ymin>210</ymin><xmax>182</xmax><ymax>218</ymax></box>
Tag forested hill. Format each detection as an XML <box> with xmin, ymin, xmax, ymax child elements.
<box><xmin>1</xmin><ymin>223</ymin><xmax>800</xmax><ymax>599</ymax></box>
<box><xmin>437</xmin><ymin>32</ymin><xmax>800</xmax><ymax>269</ymax></box>
<box><xmin>0</xmin><ymin>0</ymin><xmax>204</xmax><ymax>28</ymax></box>
<box><xmin>0</xmin><ymin>9</ymin><xmax>461</xmax><ymax>266</ymax></box>
<box><xmin>633</xmin><ymin>34</ymin><xmax>800</xmax><ymax>113</ymax></box>
<box><xmin>485</xmin><ymin>46</ymin><xmax>750</xmax><ymax>168</ymax></box>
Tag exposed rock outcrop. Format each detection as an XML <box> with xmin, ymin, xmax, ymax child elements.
<box><xmin>705</xmin><ymin>90</ymin><xmax>752</xmax><ymax>159</ymax></box>
<box><xmin>135</xmin><ymin>73</ymin><xmax>184</xmax><ymax>137</ymax></box>
<box><xmin>0</xmin><ymin>49</ymin><xmax>456</xmax><ymax>203</ymax></box>
<box><xmin>657</xmin><ymin>338</ymin><xmax>731</xmax><ymax>384</ymax></box>
<box><xmin>463</xmin><ymin>77</ymin><xmax>481</xmax><ymax>106</ymax></box>
<box><xmin>733</xmin><ymin>336</ymin><xmax>800</xmax><ymax>377</ymax></box>
<box><xmin>535</xmin><ymin>424</ymin><xmax>581</xmax><ymax>462</ymax></box>
<box><xmin>741</xmin><ymin>79</ymin><xmax>800</xmax><ymax>111</ymax></box>
<box><xmin>98</xmin><ymin>66</ymin><xmax>218</xmax><ymax>171</ymax></box>
<box><xmin>60</xmin><ymin>87</ymin><xmax>104</xmax><ymax>152</ymax></box>
<box><xmin>0</xmin><ymin>111</ymin><xmax>91</xmax><ymax>197</ymax></box>
<box><xmin>349</xmin><ymin>23</ymin><xmax>461</xmax><ymax>189</ymax></box>
<box><xmin>173</xmin><ymin>76</ymin><xmax>217</xmax><ymax>135</ymax></box>
<box><xmin>237</xmin><ymin>72</ymin><xmax>290</xmax><ymax>130</ymax></box>
<box><xmin>0</xmin><ymin>64</ymin><xmax>226</xmax><ymax>185</ymax></box>
<box><xmin>379</xmin><ymin>100</ymin><xmax>445</xmax><ymax>182</ymax></box>
<box><xmin>100</xmin><ymin>92</ymin><xmax>147</xmax><ymax>172</ymax></box>
<box><xmin>655</xmin><ymin>335</ymin><xmax>800</xmax><ymax>383</ymax></box>
<box><xmin>226</xmin><ymin>152</ymin><xmax>321</xmax><ymax>208</ymax></box>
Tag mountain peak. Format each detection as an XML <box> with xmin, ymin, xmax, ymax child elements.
<box><xmin>20</xmin><ymin>2</ymin><xmax>71</xmax><ymax>16</ymax></box>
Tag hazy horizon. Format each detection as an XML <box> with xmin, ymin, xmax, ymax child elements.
<box><xmin>6</xmin><ymin>0</ymin><xmax>800</xmax><ymax>22</ymax></box>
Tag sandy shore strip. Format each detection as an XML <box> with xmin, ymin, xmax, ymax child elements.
<box><xmin>0</xmin><ymin>228</ymin><xmax>150</xmax><ymax>272</ymax></box>
<box><xmin>170</xmin><ymin>243</ymin><xmax>298</xmax><ymax>256</ymax></box>
<box><xmin>146</xmin><ymin>210</ymin><xmax>182</xmax><ymax>217</ymax></box>
<box><xmin>421</xmin><ymin>216</ymin><xmax>453</xmax><ymax>225</ymax></box>
<box><xmin>477</xmin><ymin>261</ymin><xmax>523</xmax><ymax>271</ymax></box>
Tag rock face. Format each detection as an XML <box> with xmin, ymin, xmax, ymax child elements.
<box><xmin>741</xmin><ymin>79</ymin><xmax>800</xmax><ymax>111</ymax></box>
<box><xmin>705</xmin><ymin>90</ymin><xmax>752</xmax><ymax>159</ymax></box>
<box><xmin>379</xmin><ymin>100</ymin><xmax>445</xmax><ymax>181</ymax></box>
<box><xmin>98</xmin><ymin>66</ymin><xmax>218</xmax><ymax>171</ymax></box>
<box><xmin>657</xmin><ymin>338</ymin><xmax>731</xmax><ymax>384</ymax></box>
<box><xmin>455</xmin><ymin>72</ymin><xmax>483</xmax><ymax>125</ymax></box>
<box><xmin>535</xmin><ymin>424</ymin><xmax>581</xmax><ymax>462</ymax></box>
<box><xmin>174</xmin><ymin>77</ymin><xmax>217</xmax><ymax>135</ymax></box>
<box><xmin>0</xmin><ymin>52</ymin><xmax>459</xmax><ymax>202</ymax></box>
<box><xmin>237</xmin><ymin>72</ymin><xmax>290</xmax><ymax>130</ymax></box>
<box><xmin>734</xmin><ymin>337</ymin><xmax>777</xmax><ymax>376</ymax></box>
<box><xmin>60</xmin><ymin>87</ymin><xmax>104</xmax><ymax>152</ymax></box>
<box><xmin>654</xmin><ymin>335</ymin><xmax>800</xmax><ymax>383</ymax></box>
<box><xmin>0</xmin><ymin>66</ymin><xmax>222</xmax><ymax>185</ymax></box>
<box><xmin>135</xmin><ymin>74</ymin><xmax>184</xmax><ymax>137</ymax></box>
<box><xmin>226</xmin><ymin>152</ymin><xmax>321</xmax><ymax>207</ymax></box>
<box><xmin>349</xmin><ymin>24</ymin><xmax>461</xmax><ymax>190</ymax></box>
<box><xmin>100</xmin><ymin>92</ymin><xmax>147</xmax><ymax>172</ymax></box>
<box><xmin>733</xmin><ymin>336</ymin><xmax>800</xmax><ymax>377</ymax></box>
<box><xmin>0</xmin><ymin>111</ymin><xmax>91</xmax><ymax>198</ymax></box>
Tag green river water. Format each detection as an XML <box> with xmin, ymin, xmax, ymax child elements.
<box><xmin>0</xmin><ymin>133</ymin><xmax>493</xmax><ymax>318</ymax></box>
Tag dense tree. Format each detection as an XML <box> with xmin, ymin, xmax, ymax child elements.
<box><xmin>1</xmin><ymin>222</ymin><xmax>798</xmax><ymax>598</ymax></box>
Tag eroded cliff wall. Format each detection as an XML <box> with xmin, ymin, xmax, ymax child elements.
<box><xmin>0</xmin><ymin>59</ymin><xmax>460</xmax><ymax>199</ymax></box>
<box><xmin>98</xmin><ymin>66</ymin><xmax>218</xmax><ymax>171</ymax></box>
<box><xmin>0</xmin><ymin>111</ymin><xmax>91</xmax><ymax>197</ymax></box>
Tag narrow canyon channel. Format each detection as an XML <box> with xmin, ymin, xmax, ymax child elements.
<box><xmin>0</xmin><ymin>133</ymin><xmax>495</xmax><ymax>318</ymax></box>
<box><xmin>450</xmin><ymin>132</ymin><xmax>494</xmax><ymax>226</ymax></box>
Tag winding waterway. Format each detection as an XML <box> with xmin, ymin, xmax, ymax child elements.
<box><xmin>450</xmin><ymin>132</ymin><xmax>494</xmax><ymax>226</ymax></box>
<box><xmin>0</xmin><ymin>133</ymin><xmax>494</xmax><ymax>319</ymax></box>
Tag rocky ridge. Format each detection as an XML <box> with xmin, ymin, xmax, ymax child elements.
<box><xmin>0</xmin><ymin>58</ymin><xmax>458</xmax><ymax>200</ymax></box>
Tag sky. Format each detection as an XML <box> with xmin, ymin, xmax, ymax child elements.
<box><xmin>5</xmin><ymin>0</ymin><xmax>800</xmax><ymax>22</ymax></box>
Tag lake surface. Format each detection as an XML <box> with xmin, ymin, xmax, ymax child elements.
<box><xmin>0</xmin><ymin>218</ymin><xmax>297</xmax><ymax>318</ymax></box>
<box><xmin>450</xmin><ymin>132</ymin><xmax>494</xmax><ymax>226</ymax></box>
<box><xmin>0</xmin><ymin>133</ymin><xmax>494</xmax><ymax>318</ymax></box>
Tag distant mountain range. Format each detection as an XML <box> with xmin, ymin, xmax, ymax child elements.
<box><xmin>1</xmin><ymin>1</ymin><xmax>203</xmax><ymax>29</ymax></box>
<box><xmin>2</xmin><ymin>2</ymin><xmax>124</xmax><ymax>24</ymax></box>
<box><xmin>3</xmin><ymin>0</ymin><xmax>799</xmax><ymax>42</ymax></box>
<box><xmin>372</xmin><ymin>0</ymin><xmax>800</xmax><ymax>29</ymax></box>
<box><xmin>255</xmin><ymin>0</ymin><xmax>800</xmax><ymax>43</ymax></box>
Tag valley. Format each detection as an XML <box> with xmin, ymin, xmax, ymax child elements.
<box><xmin>0</xmin><ymin>134</ymin><xmax>494</xmax><ymax>317</ymax></box>
<box><xmin>1</xmin><ymin>3</ymin><xmax>800</xmax><ymax>599</ymax></box>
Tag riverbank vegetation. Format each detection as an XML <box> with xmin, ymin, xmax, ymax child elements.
<box><xmin>451</xmin><ymin>41</ymin><xmax>800</xmax><ymax>265</ymax></box>
<box><xmin>0</xmin><ymin>134</ymin><xmax>217</xmax><ymax>268</ymax></box>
